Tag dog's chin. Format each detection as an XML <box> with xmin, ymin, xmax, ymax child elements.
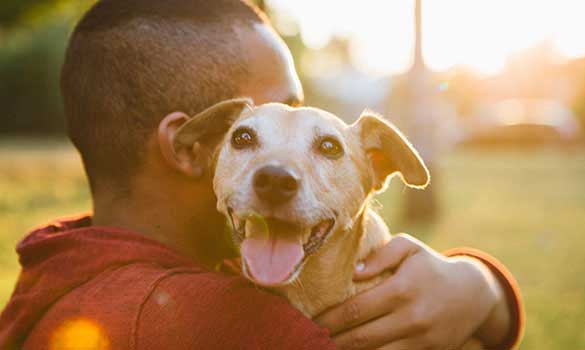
<box><xmin>227</xmin><ymin>207</ymin><xmax>336</xmax><ymax>287</ymax></box>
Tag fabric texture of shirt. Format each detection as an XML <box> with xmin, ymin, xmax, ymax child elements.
<box><xmin>0</xmin><ymin>216</ymin><xmax>335</xmax><ymax>350</ymax></box>
<box><xmin>0</xmin><ymin>215</ymin><xmax>523</xmax><ymax>350</ymax></box>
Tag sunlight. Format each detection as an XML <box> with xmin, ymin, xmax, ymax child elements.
<box><xmin>268</xmin><ymin>0</ymin><xmax>585</xmax><ymax>76</ymax></box>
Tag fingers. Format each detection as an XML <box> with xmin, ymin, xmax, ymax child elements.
<box><xmin>353</xmin><ymin>234</ymin><xmax>422</xmax><ymax>281</ymax></box>
<box><xmin>332</xmin><ymin>309</ymin><xmax>427</xmax><ymax>350</ymax></box>
<box><xmin>314</xmin><ymin>276</ymin><xmax>406</xmax><ymax>335</ymax></box>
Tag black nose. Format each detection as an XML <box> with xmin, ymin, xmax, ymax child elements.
<box><xmin>253</xmin><ymin>165</ymin><xmax>299</xmax><ymax>205</ymax></box>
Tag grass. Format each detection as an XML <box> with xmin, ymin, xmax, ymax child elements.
<box><xmin>1</xmin><ymin>139</ymin><xmax>584</xmax><ymax>349</ymax></box>
<box><xmin>0</xmin><ymin>139</ymin><xmax>91</xmax><ymax>306</ymax></box>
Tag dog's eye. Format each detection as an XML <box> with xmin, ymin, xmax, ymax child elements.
<box><xmin>231</xmin><ymin>127</ymin><xmax>256</xmax><ymax>149</ymax></box>
<box><xmin>317</xmin><ymin>137</ymin><xmax>344</xmax><ymax>159</ymax></box>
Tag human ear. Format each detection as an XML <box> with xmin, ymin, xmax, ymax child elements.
<box><xmin>159</xmin><ymin>98</ymin><xmax>253</xmax><ymax>178</ymax></box>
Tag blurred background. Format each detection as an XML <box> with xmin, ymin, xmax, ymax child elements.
<box><xmin>1</xmin><ymin>0</ymin><xmax>584</xmax><ymax>348</ymax></box>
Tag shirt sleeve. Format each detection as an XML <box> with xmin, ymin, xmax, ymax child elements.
<box><xmin>443</xmin><ymin>248</ymin><xmax>524</xmax><ymax>350</ymax></box>
<box><xmin>135</xmin><ymin>270</ymin><xmax>336</xmax><ymax>350</ymax></box>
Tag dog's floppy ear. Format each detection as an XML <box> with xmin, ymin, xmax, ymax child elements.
<box><xmin>174</xmin><ymin>97</ymin><xmax>253</xmax><ymax>149</ymax></box>
<box><xmin>352</xmin><ymin>111</ymin><xmax>429</xmax><ymax>193</ymax></box>
<box><xmin>169</xmin><ymin>97</ymin><xmax>253</xmax><ymax>177</ymax></box>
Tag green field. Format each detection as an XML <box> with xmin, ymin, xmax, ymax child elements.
<box><xmin>1</xmin><ymin>140</ymin><xmax>584</xmax><ymax>349</ymax></box>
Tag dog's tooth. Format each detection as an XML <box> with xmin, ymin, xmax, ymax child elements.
<box><xmin>301</xmin><ymin>227</ymin><xmax>312</xmax><ymax>244</ymax></box>
<box><xmin>244</xmin><ymin>215</ymin><xmax>268</xmax><ymax>239</ymax></box>
<box><xmin>244</xmin><ymin>220</ymin><xmax>251</xmax><ymax>238</ymax></box>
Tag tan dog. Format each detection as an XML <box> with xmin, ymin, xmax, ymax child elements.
<box><xmin>173</xmin><ymin>98</ymin><xmax>429</xmax><ymax>317</ymax></box>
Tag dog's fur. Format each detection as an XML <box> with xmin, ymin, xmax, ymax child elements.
<box><xmin>173</xmin><ymin>98</ymin><xmax>429</xmax><ymax>317</ymax></box>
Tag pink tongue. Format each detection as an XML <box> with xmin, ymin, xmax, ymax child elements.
<box><xmin>241</xmin><ymin>223</ymin><xmax>304</xmax><ymax>286</ymax></box>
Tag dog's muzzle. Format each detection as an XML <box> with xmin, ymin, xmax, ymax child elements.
<box><xmin>227</xmin><ymin>208</ymin><xmax>335</xmax><ymax>286</ymax></box>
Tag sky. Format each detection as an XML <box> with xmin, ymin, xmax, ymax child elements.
<box><xmin>267</xmin><ymin>0</ymin><xmax>585</xmax><ymax>76</ymax></box>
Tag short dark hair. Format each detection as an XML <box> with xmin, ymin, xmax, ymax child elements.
<box><xmin>61</xmin><ymin>0</ymin><xmax>266</xmax><ymax>190</ymax></box>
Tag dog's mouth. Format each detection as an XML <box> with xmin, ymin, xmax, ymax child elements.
<box><xmin>228</xmin><ymin>208</ymin><xmax>335</xmax><ymax>287</ymax></box>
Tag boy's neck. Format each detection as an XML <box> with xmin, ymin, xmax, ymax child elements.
<box><xmin>92</xmin><ymin>185</ymin><xmax>232</xmax><ymax>268</ymax></box>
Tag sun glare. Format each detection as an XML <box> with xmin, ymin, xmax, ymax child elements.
<box><xmin>50</xmin><ymin>318</ymin><xmax>109</xmax><ymax>350</ymax></box>
<box><xmin>268</xmin><ymin>0</ymin><xmax>585</xmax><ymax>76</ymax></box>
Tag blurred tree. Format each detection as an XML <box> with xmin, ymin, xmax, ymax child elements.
<box><xmin>0</xmin><ymin>0</ymin><xmax>60</xmax><ymax>27</ymax></box>
<box><xmin>0</xmin><ymin>20</ymin><xmax>69</xmax><ymax>135</ymax></box>
<box><xmin>387</xmin><ymin>0</ymin><xmax>441</xmax><ymax>222</ymax></box>
<box><xmin>0</xmin><ymin>1</ymin><xmax>93</xmax><ymax>135</ymax></box>
<box><xmin>573</xmin><ymin>82</ymin><xmax>585</xmax><ymax>132</ymax></box>
<box><xmin>443</xmin><ymin>70</ymin><xmax>483</xmax><ymax>118</ymax></box>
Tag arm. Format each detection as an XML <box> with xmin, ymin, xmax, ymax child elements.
<box><xmin>315</xmin><ymin>234</ymin><xmax>524</xmax><ymax>350</ymax></box>
<box><xmin>136</xmin><ymin>271</ymin><xmax>336</xmax><ymax>350</ymax></box>
<box><xmin>444</xmin><ymin>247</ymin><xmax>524</xmax><ymax>349</ymax></box>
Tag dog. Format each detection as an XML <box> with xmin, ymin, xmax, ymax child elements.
<box><xmin>173</xmin><ymin>98</ymin><xmax>429</xmax><ymax>317</ymax></box>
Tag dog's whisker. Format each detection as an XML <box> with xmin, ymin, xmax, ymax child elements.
<box><xmin>210</xmin><ymin>102</ymin><xmax>422</xmax><ymax>317</ymax></box>
<box><xmin>292</xmin><ymin>277</ymin><xmax>306</xmax><ymax>299</ymax></box>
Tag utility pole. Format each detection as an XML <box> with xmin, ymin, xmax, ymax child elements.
<box><xmin>414</xmin><ymin>0</ymin><xmax>424</xmax><ymax>70</ymax></box>
<box><xmin>401</xmin><ymin>0</ymin><xmax>440</xmax><ymax>221</ymax></box>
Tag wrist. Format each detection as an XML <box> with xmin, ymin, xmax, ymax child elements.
<box><xmin>472</xmin><ymin>261</ymin><xmax>511</xmax><ymax>347</ymax></box>
<box><xmin>447</xmin><ymin>256</ymin><xmax>508</xmax><ymax>346</ymax></box>
<box><xmin>450</xmin><ymin>256</ymin><xmax>503</xmax><ymax>322</ymax></box>
<box><xmin>445</xmin><ymin>256</ymin><xmax>500</xmax><ymax>316</ymax></box>
<box><xmin>444</xmin><ymin>248</ymin><xmax>523</xmax><ymax>349</ymax></box>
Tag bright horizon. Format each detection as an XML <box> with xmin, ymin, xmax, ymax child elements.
<box><xmin>267</xmin><ymin>0</ymin><xmax>585</xmax><ymax>76</ymax></box>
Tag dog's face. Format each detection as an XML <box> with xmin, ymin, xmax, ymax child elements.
<box><xmin>173</xmin><ymin>99</ymin><xmax>429</xmax><ymax>287</ymax></box>
<box><xmin>215</xmin><ymin>104</ymin><xmax>371</xmax><ymax>286</ymax></box>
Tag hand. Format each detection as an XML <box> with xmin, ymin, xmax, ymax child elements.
<box><xmin>314</xmin><ymin>234</ymin><xmax>510</xmax><ymax>350</ymax></box>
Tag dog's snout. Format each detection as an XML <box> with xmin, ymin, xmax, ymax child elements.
<box><xmin>253</xmin><ymin>165</ymin><xmax>299</xmax><ymax>205</ymax></box>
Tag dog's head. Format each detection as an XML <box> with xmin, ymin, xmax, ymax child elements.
<box><xmin>173</xmin><ymin>98</ymin><xmax>429</xmax><ymax>287</ymax></box>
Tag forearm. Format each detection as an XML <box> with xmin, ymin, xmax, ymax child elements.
<box><xmin>444</xmin><ymin>248</ymin><xmax>524</xmax><ymax>350</ymax></box>
<box><xmin>475</xmin><ymin>276</ymin><xmax>511</xmax><ymax>347</ymax></box>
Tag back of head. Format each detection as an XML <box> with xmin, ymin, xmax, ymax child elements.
<box><xmin>61</xmin><ymin>0</ymin><xmax>266</xmax><ymax>191</ymax></box>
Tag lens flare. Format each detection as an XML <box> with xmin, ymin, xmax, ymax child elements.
<box><xmin>50</xmin><ymin>318</ymin><xmax>109</xmax><ymax>350</ymax></box>
<box><xmin>269</xmin><ymin>0</ymin><xmax>585</xmax><ymax>76</ymax></box>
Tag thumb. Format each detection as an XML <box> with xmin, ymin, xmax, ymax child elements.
<box><xmin>353</xmin><ymin>234</ymin><xmax>420</xmax><ymax>281</ymax></box>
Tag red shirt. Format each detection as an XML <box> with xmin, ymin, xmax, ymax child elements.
<box><xmin>0</xmin><ymin>216</ymin><xmax>335</xmax><ymax>350</ymax></box>
<box><xmin>1</xmin><ymin>216</ymin><xmax>524</xmax><ymax>350</ymax></box>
